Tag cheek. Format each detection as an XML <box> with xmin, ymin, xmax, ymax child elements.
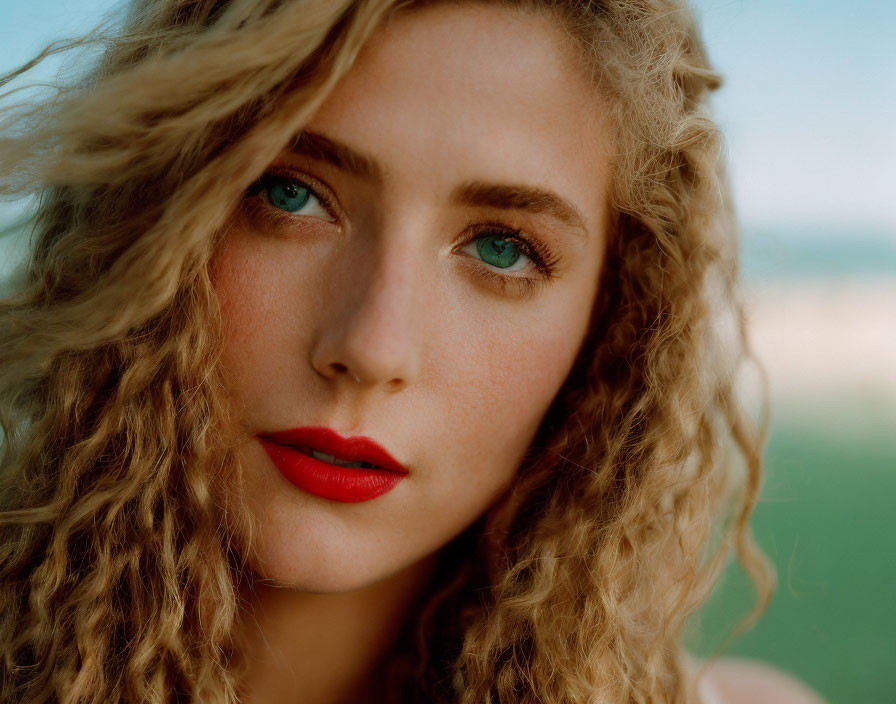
<box><xmin>466</xmin><ymin>290</ymin><xmax>588</xmax><ymax>407</ymax></box>
<box><xmin>438</xmin><ymin>304</ymin><xmax>587</xmax><ymax>482</ymax></box>
<box><xmin>408</xmin><ymin>308</ymin><xmax>585</xmax><ymax>551</ymax></box>
<box><xmin>211</xmin><ymin>236</ymin><xmax>305</xmax><ymax>404</ymax></box>
<box><xmin>212</xmin><ymin>239</ymin><xmax>270</xmax><ymax>351</ymax></box>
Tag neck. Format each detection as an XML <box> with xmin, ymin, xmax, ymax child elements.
<box><xmin>233</xmin><ymin>553</ymin><xmax>439</xmax><ymax>704</ymax></box>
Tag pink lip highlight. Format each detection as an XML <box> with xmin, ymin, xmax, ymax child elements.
<box><xmin>257</xmin><ymin>426</ymin><xmax>408</xmax><ymax>503</ymax></box>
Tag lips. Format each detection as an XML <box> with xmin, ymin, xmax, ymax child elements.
<box><xmin>257</xmin><ymin>426</ymin><xmax>408</xmax><ymax>503</ymax></box>
<box><xmin>259</xmin><ymin>426</ymin><xmax>408</xmax><ymax>473</ymax></box>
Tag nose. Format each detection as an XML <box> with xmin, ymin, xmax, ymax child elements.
<box><xmin>309</xmin><ymin>235</ymin><xmax>424</xmax><ymax>392</ymax></box>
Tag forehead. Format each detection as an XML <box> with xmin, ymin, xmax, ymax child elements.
<box><xmin>300</xmin><ymin>2</ymin><xmax>611</xmax><ymax>233</ymax></box>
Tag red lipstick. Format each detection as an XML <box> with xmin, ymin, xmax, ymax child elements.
<box><xmin>257</xmin><ymin>426</ymin><xmax>408</xmax><ymax>503</ymax></box>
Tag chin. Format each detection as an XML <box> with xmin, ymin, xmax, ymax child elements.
<box><xmin>260</xmin><ymin>571</ymin><xmax>374</xmax><ymax>594</ymax></box>
<box><xmin>250</xmin><ymin>564</ymin><xmax>383</xmax><ymax>595</ymax></box>
<box><xmin>246</xmin><ymin>535</ymin><xmax>421</xmax><ymax>594</ymax></box>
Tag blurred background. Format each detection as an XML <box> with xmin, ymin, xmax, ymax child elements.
<box><xmin>1</xmin><ymin>1</ymin><xmax>893</xmax><ymax>702</ymax></box>
<box><xmin>681</xmin><ymin>3</ymin><xmax>895</xmax><ymax>704</ymax></box>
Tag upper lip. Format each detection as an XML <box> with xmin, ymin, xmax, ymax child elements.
<box><xmin>258</xmin><ymin>426</ymin><xmax>409</xmax><ymax>474</ymax></box>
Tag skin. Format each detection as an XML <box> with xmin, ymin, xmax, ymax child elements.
<box><xmin>212</xmin><ymin>4</ymin><xmax>609</xmax><ymax>702</ymax></box>
<box><xmin>210</xmin><ymin>3</ymin><xmax>826</xmax><ymax>704</ymax></box>
<box><xmin>684</xmin><ymin>654</ymin><xmax>829</xmax><ymax>704</ymax></box>
<box><xmin>215</xmin><ymin>1</ymin><xmax>609</xmax><ymax>592</ymax></box>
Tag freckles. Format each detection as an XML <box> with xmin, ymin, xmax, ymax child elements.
<box><xmin>455</xmin><ymin>327</ymin><xmax>576</xmax><ymax>489</ymax></box>
<box><xmin>212</xmin><ymin>245</ymin><xmax>291</xmax><ymax>405</ymax></box>
<box><xmin>454</xmin><ymin>318</ymin><xmax>578</xmax><ymax>430</ymax></box>
<box><xmin>215</xmin><ymin>240</ymin><xmax>292</xmax><ymax>348</ymax></box>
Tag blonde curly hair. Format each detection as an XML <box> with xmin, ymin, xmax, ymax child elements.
<box><xmin>0</xmin><ymin>0</ymin><xmax>775</xmax><ymax>702</ymax></box>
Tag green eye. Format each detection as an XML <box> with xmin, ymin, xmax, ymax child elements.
<box><xmin>475</xmin><ymin>235</ymin><xmax>523</xmax><ymax>269</ymax></box>
<box><xmin>264</xmin><ymin>175</ymin><xmax>312</xmax><ymax>213</ymax></box>
<box><xmin>247</xmin><ymin>171</ymin><xmax>336</xmax><ymax>222</ymax></box>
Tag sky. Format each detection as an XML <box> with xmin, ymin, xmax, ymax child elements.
<box><xmin>0</xmin><ymin>0</ymin><xmax>894</xmax><ymax>238</ymax></box>
<box><xmin>690</xmin><ymin>0</ymin><xmax>896</xmax><ymax>236</ymax></box>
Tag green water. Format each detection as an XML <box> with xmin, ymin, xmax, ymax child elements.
<box><xmin>687</xmin><ymin>406</ymin><xmax>896</xmax><ymax>704</ymax></box>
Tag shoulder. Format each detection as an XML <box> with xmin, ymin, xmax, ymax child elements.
<box><xmin>693</xmin><ymin>655</ymin><xmax>828</xmax><ymax>704</ymax></box>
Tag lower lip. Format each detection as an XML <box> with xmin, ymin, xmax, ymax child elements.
<box><xmin>258</xmin><ymin>438</ymin><xmax>407</xmax><ymax>503</ymax></box>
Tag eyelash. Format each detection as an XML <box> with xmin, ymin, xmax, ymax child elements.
<box><xmin>460</xmin><ymin>221</ymin><xmax>560</xmax><ymax>299</ymax></box>
<box><xmin>244</xmin><ymin>168</ymin><xmax>561</xmax><ymax>298</ymax></box>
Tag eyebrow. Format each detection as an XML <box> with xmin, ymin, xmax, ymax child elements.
<box><xmin>288</xmin><ymin>130</ymin><xmax>590</xmax><ymax>239</ymax></box>
<box><xmin>450</xmin><ymin>181</ymin><xmax>589</xmax><ymax>239</ymax></box>
<box><xmin>289</xmin><ymin>130</ymin><xmax>383</xmax><ymax>182</ymax></box>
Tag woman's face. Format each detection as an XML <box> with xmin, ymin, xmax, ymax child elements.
<box><xmin>213</xmin><ymin>3</ymin><xmax>610</xmax><ymax>592</ymax></box>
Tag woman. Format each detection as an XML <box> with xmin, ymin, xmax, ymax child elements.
<box><xmin>0</xmin><ymin>0</ymin><xmax>826</xmax><ymax>702</ymax></box>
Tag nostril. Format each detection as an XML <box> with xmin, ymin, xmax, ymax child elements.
<box><xmin>331</xmin><ymin>363</ymin><xmax>362</xmax><ymax>383</ymax></box>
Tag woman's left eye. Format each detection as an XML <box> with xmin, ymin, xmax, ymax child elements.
<box><xmin>461</xmin><ymin>233</ymin><xmax>532</xmax><ymax>274</ymax></box>
<box><xmin>456</xmin><ymin>227</ymin><xmax>561</xmax><ymax>298</ymax></box>
<box><xmin>248</xmin><ymin>172</ymin><xmax>335</xmax><ymax>222</ymax></box>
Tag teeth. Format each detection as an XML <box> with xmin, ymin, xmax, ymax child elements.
<box><xmin>308</xmin><ymin>448</ymin><xmax>379</xmax><ymax>470</ymax></box>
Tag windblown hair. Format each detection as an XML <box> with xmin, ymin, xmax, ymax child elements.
<box><xmin>0</xmin><ymin>0</ymin><xmax>775</xmax><ymax>702</ymax></box>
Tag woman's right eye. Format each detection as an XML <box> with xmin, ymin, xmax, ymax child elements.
<box><xmin>247</xmin><ymin>172</ymin><xmax>336</xmax><ymax>223</ymax></box>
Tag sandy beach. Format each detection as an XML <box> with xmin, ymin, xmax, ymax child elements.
<box><xmin>743</xmin><ymin>277</ymin><xmax>896</xmax><ymax>411</ymax></box>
